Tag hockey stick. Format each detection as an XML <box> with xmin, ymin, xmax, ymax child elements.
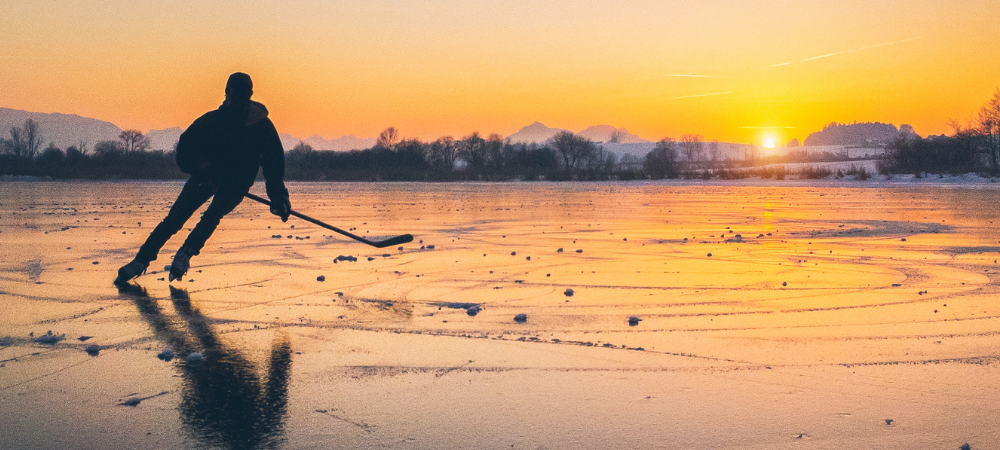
<box><xmin>244</xmin><ymin>193</ymin><xmax>414</xmax><ymax>248</ymax></box>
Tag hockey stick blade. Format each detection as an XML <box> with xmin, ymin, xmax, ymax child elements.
<box><xmin>368</xmin><ymin>233</ymin><xmax>414</xmax><ymax>248</ymax></box>
<box><xmin>244</xmin><ymin>193</ymin><xmax>414</xmax><ymax>248</ymax></box>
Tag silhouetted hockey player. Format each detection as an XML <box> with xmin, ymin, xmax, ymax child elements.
<box><xmin>116</xmin><ymin>72</ymin><xmax>290</xmax><ymax>284</ymax></box>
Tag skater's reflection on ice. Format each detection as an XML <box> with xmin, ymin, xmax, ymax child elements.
<box><xmin>121</xmin><ymin>284</ymin><xmax>292</xmax><ymax>449</ymax></box>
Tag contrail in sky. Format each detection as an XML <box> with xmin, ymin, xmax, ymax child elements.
<box><xmin>673</xmin><ymin>91</ymin><xmax>731</xmax><ymax>99</ymax></box>
<box><xmin>0</xmin><ymin>55</ymin><xmax>54</xmax><ymax>60</ymax></box>
<box><xmin>770</xmin><ymin>35</ymin><xmax>925</xmax><ymax>67</ymax></box>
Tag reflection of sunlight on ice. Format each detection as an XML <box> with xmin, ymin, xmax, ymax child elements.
<box><xmin>3</xmin><ymin>181</ymin><xmax>1000</xmax><ymax>448</ymax></box>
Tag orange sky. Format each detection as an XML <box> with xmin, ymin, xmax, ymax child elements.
<box><xmin>2</xmin><ymin>1</ymin><xmax>999</xmax><ymax>144</ymax></box>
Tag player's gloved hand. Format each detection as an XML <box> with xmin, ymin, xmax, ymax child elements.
<box><xmin>270</xmin><ymin>195</ymin><xmax>291</xmax><ymax>222</ymax></box>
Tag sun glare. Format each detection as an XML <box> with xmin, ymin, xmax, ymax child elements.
<box><xmin>763</xmin><ymin>136</ymin><xmax>777</xmax><ymax>149</ymax></box>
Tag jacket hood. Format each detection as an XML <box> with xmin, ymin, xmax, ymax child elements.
<box><xmin>245</xmin><ymin>101</ymin><xmax>269</xmax><ymax>126</ymax></box>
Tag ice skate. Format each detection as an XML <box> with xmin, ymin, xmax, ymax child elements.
<box><xmin>168</xmin><ymin>248</ymin><xmax>193</xmax><ymax>282</ymax></box>
<box><xmin>114</xmin><ymin>259</ymin><xmax>149</xmax><ymax>285</ymax></box>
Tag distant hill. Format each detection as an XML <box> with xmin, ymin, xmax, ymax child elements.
<box><xmin>803</xmin><ymin>122</ymin><xmax>901</xmax><ymax>146</ymax></box>
<box><xmin>506</xmin><ymin>122</ymin><xmax>568</xmax><ymax>144</ymax></box>
<box><xmin>507</xmin><ymin>122</ymin><xmax>651</xmax><ymax>144</ymax></box>
<box><xmin>145</xmin><ymin>127</ymin><xmax>183</xmax><ymax>151</ymax></box>
<box><xmin>576</xmin><ymin>125</ymin><xmax>650</xmax><ymax>143</ymax></box>
<box><xmin>300</xmin><ymin>135</ymin><xmax>378</xmax><ymax>151</ymax></box>
<box><xmin>0</xmin><ymin>107</ymin><xmax>122</xmax><ymax>150</ymax></box>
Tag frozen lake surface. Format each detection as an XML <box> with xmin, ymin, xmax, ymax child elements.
<box><xmin>2</xmin><ymin>180</ymin><xmax>999</xmax><ymax>449</ymax></box>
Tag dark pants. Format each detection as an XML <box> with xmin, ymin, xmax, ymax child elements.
<box><xmin>135</xmin><ymin>177</ymin><xmax>245</xmax><ymax>263</ymax></box>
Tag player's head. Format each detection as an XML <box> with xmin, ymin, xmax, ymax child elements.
<box><xmin>225</xmin><ymin>72</ymin><xmax>253</xmax><ymax>107</ymax></box>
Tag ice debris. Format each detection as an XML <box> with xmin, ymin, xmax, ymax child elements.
<box><xmin>628</xmin><ymin>316</ymin><xmax>641</xmax><ymax>326</ymax></box>
<box><xmin>442</xmin><ymin>302</ymin><xmax>478</xmax><ymax>309</ymax></box>
<box><xmin>514</xmin><ymin>313</ymin><xmax>527</xmax><ymax>323</ymax></box>
<box><xmin>157</xmin><ymin>347</ymin><xmax>174</xmax><ymax>361</ymax></box>
<box><xmin>466</xmin><ymin>305</ymin><xmax>482</xmax><ymax>316</ymax></box>
<box><xmin>85</xmin><ymin>344</ymin><xmax>100</xmax><ymax>356</ymax></box>
<box><xmin>564</xmin><ymin>288</ymin><xmax>574</xmax><ymax>297</ymax></box>
<box><xmin>35</xmin><ymin>330</ymin><xmax>64</xmax><ymax>344</ymax></box>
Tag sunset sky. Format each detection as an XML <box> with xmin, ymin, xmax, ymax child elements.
<box><xmin>2</xmin><ymin>1</ymin><xmax>999</xmax><ymax>145</ymax></box>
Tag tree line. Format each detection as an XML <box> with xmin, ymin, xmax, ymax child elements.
<box><xmin>0</xmin><ymin>121</ymin><xmax>183</xmax><ymax>179</ymax></box>
<box><xmin>0</xmin><ymin>123</ymin><xmax>728</xmax><ymax>181</ymax></box>
<box><xmin>878</xmin><ymin>89</ymin><xmax>1000</xmax><ymax>176</ymax></box>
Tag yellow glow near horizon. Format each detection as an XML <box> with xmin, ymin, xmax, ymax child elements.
<box><xmin>763</xmin><ymin>136</ymin><xmax>777</xmax><ymax>149</ymax></box>
<box><xmin>1</xmin><ymin>1</ymin><xmax>999</xmax><ymax>144</ymax></box>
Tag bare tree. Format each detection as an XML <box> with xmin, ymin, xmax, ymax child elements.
<box><xmin>427</xmin><ymin>136</ymin><xmax>457</xmax><ymax>178</ymax></box>
<box><xmin>679</xmin><ymin>134</ymin><xmax>704</xmax><ymax>166</ymax></box>
<box><xmin>608</xmin><ymin>128</ymin><xmax>625</xmax><ymax>144</ymax></box>
<box><xmin>23</xmin><ymin>119</ymin><xmax>42</xmax><ymax>160</ymax></box>
<box><xmin>549</xmin><ymin>130</ymin><xmax>595</xmax><ymax>177</ymax></box>
<box><xmin>644</xmin><ymin>138</ymin><xmax>679</xmax><ymax>179</ymax></box>
<box><xmin>979</xmin><ymin>88</ymin><xmax>1000</xmax><ymax>172</ymax></box>
<box><xmin>119</xmin><ymin>130</ymin><xmax>151</xmax><ymax>154</ymax></box>
<box><xmin>483</xmin><ymin>133</ymin><xmax>504</xmax><ymax>178</ymax></box>
<box><xmin>587</xmin><ymin>145</ymin><xmax>616</xmax><ymax>179</ymax></box>
<box><xmin>708</xmin><ymin>140</ymin><xmax>721</xmax><ymax>168</ymax></box>
<box><xmin>76</xmin><ymin>139</ymin><xmax>90</xmax><ymax>156</ymax></box>
<box><xmin>457</xmin><ymin>132</ymin><xmax>487</xmax><ymax>179</ymax></box>
<box><xmin>8</xmin><ymin>125</ymin><xmax>24</xmax><ymax>157</ymax></box>
<box><xmin>376</xmin><ymin>127</ymin><xmax>399</xmax><ymax>149</ymax></box>
<box><xmin>8</xmin><ymin>119</ymin><xmax>43</xmax><ymax>159</ymax></box>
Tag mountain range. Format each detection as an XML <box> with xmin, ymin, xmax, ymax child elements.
<box><xmin>0</xmin><ymin>108</ymin><xmax>122</xmax><ymax>151</ymax></box>
<box><xmin>1</xmin><ymin>107</ymin><xmax>658</xmax><ymax>153</ymax></box>
<box><xmin>506</xmin><ymin>122</ymin><xmax>650</xmax><ymax>144</ymax></box>
<box><xmin>0</xmin><ymin>107</ymin><xmax>378</xmax><ymax>152</ymax></box>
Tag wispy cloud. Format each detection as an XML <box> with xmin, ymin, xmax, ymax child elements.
<box><xmin>673</xmin><ymin>91</ymin><xmax>731</xmax><ymax>100</ymax></box>
<box><xmin>0</xmin><ymin>55</ymin><xmax>55</xmax><ymax>60</ymax></box>
<box><xmin>738</xmin><ymin>126</ymin><xmax>797</xmax><ymax>129</ymax></box>
<box><xmin>770</xmin><ymin>35</ymin><xmax>925</xmax><ymax>67</ymax></box>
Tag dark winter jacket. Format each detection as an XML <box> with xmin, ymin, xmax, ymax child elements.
<box><xmin>176</xmin><ymin>100</ymin><xmax>287</xmax><ymax>200</ymax></box>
